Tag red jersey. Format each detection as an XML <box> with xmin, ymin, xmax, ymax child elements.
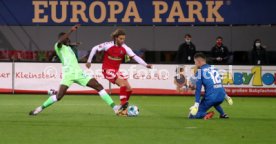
<box><xmin>90</xmin><ymin>41</ymin><xmax>136</xmax><ymax>71</ymax></box>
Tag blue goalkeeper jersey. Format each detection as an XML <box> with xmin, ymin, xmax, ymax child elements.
<box><xmin>195</xmin><ymin>64</ymin><xmax>225</xmax><ymax>103</ymax></box>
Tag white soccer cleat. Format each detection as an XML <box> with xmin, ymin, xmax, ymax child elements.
<box><xmin>115</xmin><ymin>102</ymin><xmax>129</xmax><ymax>117</ymax></box>
<box><xmin>113</xmin><ymin>105</ymin><xmax>121</xmax><ymax>114</ymax></box>
<box><xmin>29</xmin><ymin>106</ymin><xmax>43</xmax><ymax>116</ymax></box>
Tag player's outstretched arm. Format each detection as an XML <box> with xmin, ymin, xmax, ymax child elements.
<box><xmin>86</xmin><ymin>46</ymin><xmax>97</xmax><ymax>69</ymax></box>
<box><xmin>123</xmin><ymin>44</ymin><xmax>152</xmax><ymax>68</ymax></box>
<box><xmin>86</xmin><ymin>42</ymin><xmax>110</xmax><ymax>69</ymax></box>
<box><xmin>57</xmin><ymin>24</ymin><xmax>80</xmax><ymax>48</ymax></box>
<box><xmin>132</xmin><ymin>55</ymin><xmax>152</xmax><ymax>69</ymax></box>
<box><xmin>70</xmin><ymin>42</ymin><xmax>82</xmax><ymax>46</ymax></box>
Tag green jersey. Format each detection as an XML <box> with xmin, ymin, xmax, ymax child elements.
<box><xmin>54</xmin><ymin>43</ymin><xmax>81</xmax><ymax>74</ymax></box>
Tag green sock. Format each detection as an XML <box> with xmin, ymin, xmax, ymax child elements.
<box><xmin>42</xmin><ymin>95</ymin><xmax>57</xmax><ymax>109</ymax></box>
<box><xmin>98</xmin><ymin>90</ymin><xmax>115</xmax><ymax>108</ymax></box>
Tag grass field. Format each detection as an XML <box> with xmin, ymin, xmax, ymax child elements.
<box><xmin>0</xmin><ymin>95</ymin><xmax>275</xmax><ymax>144</ymax></box>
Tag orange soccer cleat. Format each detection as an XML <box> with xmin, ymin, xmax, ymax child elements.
<box><xmin>204</xmin><ymin>111</ymin><xmax>215</xmax><ymax>120</ymax></box>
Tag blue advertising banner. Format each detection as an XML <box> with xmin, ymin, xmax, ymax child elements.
<box><xmin>0</xmin><ymin>0</ymin><xmax>276</xmax><ymax>26</ymax></box>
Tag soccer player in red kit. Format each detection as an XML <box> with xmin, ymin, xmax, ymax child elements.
<box><xmin>86</xmin><ymin>29</ymin><xmax>152</xmax><ymax>116</ymax></box>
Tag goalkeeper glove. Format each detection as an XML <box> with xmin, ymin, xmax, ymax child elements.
<box><xmin>189</xmin><ymin>102</ymin><xmax>199</xmax><ymax>116</ymax></box>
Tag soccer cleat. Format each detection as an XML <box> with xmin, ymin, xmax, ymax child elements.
<box><xmin>204</xmin><ymin>111</ymin><xmax>215</xmax><ymax>120</ymax></box>
<box><xmin>116</xmin><ymin>102</ymin><xmax>129</xmax><ymax>116</ymax></box>
<box><xmin>220</xmin><ymin>114</ymin><xmax>229</xmax><ymax>119</ymax></box>
<box><xmin>117</xmin><ymin>109</ymin><xmax>128</xmax><ymax>117</ymax></box>
<box><xmin>225</xmin><ymin>96</ymin><xmax>233</xmax><ymax>105</ymax></box>
<box><xmin>29</xmin><ymin>106</ymin><xmax>43</xmax><ymax>116</ymax></box>
<box><xmin>113</xmin><ymin>105</ymin><xmax>121</xmax><ymax>114</ymax></box>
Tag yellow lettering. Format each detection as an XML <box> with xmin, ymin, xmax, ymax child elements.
<box><xmin>251</xmin><ymin>66</ymin><xmax>263</xmax><ymax>86</ymax></box>
<box><xmin>70</xmin><ymin>1</ymin><xmax>88</xmax><ymax>23</ymax></box>
<box><xmin>166</xmin><ymin>1</ymin><xmax>186</xmax><ymax>22</ymax></box>
<box><xmin>187</xmin><ymin>1</ymin><xmax>205</xmax><ymax>22</ymax></box>
<box><xmin>206</xmin><ymin>1</ymin><xmax>224</xmax><ymax>22</ymax></box>
<box><xmin>49</xmin><ymin>1</ymin><xmax>68</xmax><ymax>23</ymax></box>
<box><xmin>122</xmin><ymin>1</ymin><xmax>142</xmax><ymax>22</ymax></box>
<box><xmin>32</xmin><ymin>1</ymin><xmax>48</xmax><ymax>23</ymax></box>
<box><xmin>89</xmin><ymin>1</ymin><xmax>106</xmax><ymax>23</ymax></box>
<box><xmin>108</xmin><ymin>1</ymin><xmax>123</xmax><ymax>22</ymax></box>
<box><xmin>152</xmin><ymin>1</ymin><xmax>168</xmax><ymax>22</ymax></box>
<box><xmin>222</xmin><ymin>72</ymin><xmax>233</xmax><ymax>85</ymax></box>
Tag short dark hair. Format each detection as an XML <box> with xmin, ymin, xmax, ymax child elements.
<box><xmin>254</xmin><ymin>38</ymin><xmax>261</xmax><ymax>43</ymax></box>
<box><xmin>58</xmin><ymin>32</ymin><xmax>66</xmax><ymax>38</ymax></box>
<box><xmin>194</xmin><ymin>52</ymin><xmax>206</xmax><ymax>60</ymax></box>
<box><xmin>185</xmin><ymin>34</ymin><xmax>191</xmax><ymax>38</ymax></box>
<box><xmin>111</xmin><ymin>29</ymin><xmax>126</xmax><ymax>39</ymax></box>
<box><xmin>216</xmin><ymin>36</ymin><xmax>223</xmax><ymax>40</ymax></box>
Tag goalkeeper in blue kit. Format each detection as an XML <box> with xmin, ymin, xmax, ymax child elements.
<box><xmin>189</xmin><ymin>53</ymin><xmax>230</xmax><ymax>120</ymax></box>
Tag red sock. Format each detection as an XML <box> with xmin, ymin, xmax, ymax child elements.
<box><xmin>126</xmin><ymin>91</ymin><xmax>132</xmax><ymax>101</ymax></box>
<box><xmin>120</xmin><ymin>86</ymin><xmax>127</xmax><ymax>105</ymax></box>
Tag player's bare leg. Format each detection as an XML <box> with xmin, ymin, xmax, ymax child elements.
<box><xmin>29</xmin><ymin>85</ymin><xmax>68</xmax><ymax>116</ymax></box>
<box><xmin>86</xmin><ymin>78</ymin><xmax>118</xmax><ymax>114</ymax></box>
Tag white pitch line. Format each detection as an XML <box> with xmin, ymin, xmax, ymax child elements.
<box><xmin>185</xmin><ymin>126</ymin><xmax>197</xmax><ymax>129</ymax></box>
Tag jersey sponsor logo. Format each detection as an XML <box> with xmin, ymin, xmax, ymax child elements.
<box><xmin>108</xmin><ymin>55</ymin><xmax>122</xmax><ymax>61</ymax></box>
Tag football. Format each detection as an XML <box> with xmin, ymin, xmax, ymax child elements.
<box><xmin>127</xmin><ymin>105</ymin><xmax>139</xmax><ymax>117</ymax></box>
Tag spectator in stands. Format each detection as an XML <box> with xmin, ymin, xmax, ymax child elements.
<box><xmin>251</xmin><ymin>39</ymin><xmax>269</xmax><ymax>65</ymax></box>
<box><xmin>175</xmin><ymin>34</ymin><xmax>196</xmax><ymax>64</ymax></box>
<box><xmin>211</xmin><ymin>36</ymin><xmax>230</xmax><ymax>64</ymax></box>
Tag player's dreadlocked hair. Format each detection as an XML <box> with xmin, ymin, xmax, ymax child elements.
<box><xmin>111</xmin><ymin>29</ymin><xmax>126</xmax><ymax>40</ymax></box>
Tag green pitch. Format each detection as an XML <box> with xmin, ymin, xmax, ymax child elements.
<box><xmin>0</xmin><ymin>95</ymin><xmax>275</xmax><ymax>144</ymax></box>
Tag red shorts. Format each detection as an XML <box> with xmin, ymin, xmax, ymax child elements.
<box><xmin>102</xmin><ymin>69</ymin><xmax>128</xmax><ymax>84</ymax></box>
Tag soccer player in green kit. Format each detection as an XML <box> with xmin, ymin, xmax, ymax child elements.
<box><xmin>29</xmin><ymin>24</ymin><xmax>118</xmax><ymax>116</ymax></box>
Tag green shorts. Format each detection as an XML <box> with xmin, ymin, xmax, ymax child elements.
<box><xmin>61</xmin><ymin>72</ymin><xmax>92</xmax><ymax>87</ymax></box>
